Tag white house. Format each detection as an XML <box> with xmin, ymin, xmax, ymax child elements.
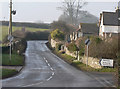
<box><xmin>99</xmin><ymin>3</ymin><xmax>120</xmax><ymax>38</ymax></box>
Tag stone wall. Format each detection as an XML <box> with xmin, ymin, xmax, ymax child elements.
<box><xmin>64</xmin><ymin>46</ymin><xmax>77</xmax><ymax>58</ymax></box>
<box><xmin>51</xmin><ymin>39</ymin><xmax>59</xmax><ymax>48</ymax></box>
<box><xmin>81</xmin><ymin>56</ymin><xmax>102</xmax><ymax>69</ymax></box>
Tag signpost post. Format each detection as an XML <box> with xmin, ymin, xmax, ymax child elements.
<box><xmin>85</xmin><ymin>38</ymin><xmax>90</xmax><ymax>67</ymax></box>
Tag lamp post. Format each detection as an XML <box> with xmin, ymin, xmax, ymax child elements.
<box><xmin>8</xmin><ymin>0</ymin><xmax>16</xmax><ymax>61</ymax></box>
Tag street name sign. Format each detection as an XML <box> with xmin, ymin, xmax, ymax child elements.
<box><xmin>100</xmin><ymin>59</ymin><xmax>113</xmax><ymax>67</ymax></box>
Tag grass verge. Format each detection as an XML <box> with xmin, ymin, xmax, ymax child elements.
<box><xmin>0</xmin><ymin>68</ymin><xmax>18</xmax><ymax>79</ymax></box>
<box><xmin>72</xmin><ymin>61</ymin><xmax>116</xmax><ymax>72</ymax></box>
<box><xmin>2</xmin><ymin>53</ymin><xmax>24</xmax><ymax>66</ymax></box>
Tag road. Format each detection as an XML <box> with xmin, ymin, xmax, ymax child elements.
<box><xmin>2</xmin><ymin>41</ymin><xmax>115</xmax><ymax>87</ymax></box>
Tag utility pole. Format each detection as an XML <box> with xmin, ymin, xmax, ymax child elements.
<box><xmin>8</xmin><ymin>0</ymin><xmax>12</xmax><ymax>61</ymax></box>
<box><xmin>8</xmin><ymin>0</ymin><xmax>16</xmax><ymax>61</ymax></box>
<box><xmin>9</xmin><ymin>0</ymin><xmax>12</xmax><ymax>35</ymax></box>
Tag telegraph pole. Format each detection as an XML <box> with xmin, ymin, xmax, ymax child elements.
<box><xmin>9</xmin><ymin>0</ymin><xmax>12</xmax><ymax>61</ymax></box>
<box><xmin>8</xmin><ymin>0</ymin><xmax>16</xmax><ymax>61</ymax></box>
<box><xmin>9</xmin><ymin>0</ymin><xmax>12</xmax><ymax>35</ymax></box>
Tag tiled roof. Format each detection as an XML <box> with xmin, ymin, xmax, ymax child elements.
<box><xmin>102</xmin><ymin>9</ymin><xmax>120</xmax><ymax>26</ymax></box>
<box><xmin>79</xmin><ymin>23</ymin><xmax>99</xmax><ymax>34</ymax></box>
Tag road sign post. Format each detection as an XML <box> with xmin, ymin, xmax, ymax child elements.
<box><xmin>86</xmin><ymin>45</ymin><xmax>88</xmax><ymax>67</ymax></box>
<box><xmin>85</xmin><ymin>38</ymin><xmax>90</xmax><ymax>67</ymax></box>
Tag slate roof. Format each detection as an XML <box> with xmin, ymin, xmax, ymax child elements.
<box><xmin>102</xmin><ymin>9</ymin><xmax>120</xmax><ymax>26</ymax></box>
<box><xmin>78</xmin><ymin>23</ymin><xmax>99</xmax><ymax>34</ymax></box>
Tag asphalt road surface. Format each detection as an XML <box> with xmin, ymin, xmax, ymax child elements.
<box><xmin>2</xmin><ymin>41</ymin><xmax>115</xmax><ymax>87</ymax></box>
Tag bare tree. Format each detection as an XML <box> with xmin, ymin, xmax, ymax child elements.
<box><xmin>58</xmin><ymin>0</ymin><xmax>87</xmax><ymax>25</ymax></box>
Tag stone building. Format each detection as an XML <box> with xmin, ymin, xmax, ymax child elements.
<box><xmin>69</xmin><ymin>23</ymin><xmax>99</xmax><ymax>41</ymax></box>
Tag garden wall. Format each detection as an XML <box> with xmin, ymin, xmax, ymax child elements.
<box><xmin>81</xmin><ymin>56</ymin><xmax>102</xmax><ymax>69</ymax></box>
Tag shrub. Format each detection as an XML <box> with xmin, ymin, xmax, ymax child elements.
<box><xmin>76</xmin><ymin>37</ymin><xmax>86</xmax><ymax>56</ymax></box>
<box><xmin>67</xmin><ymin>42</ymin><xmax>78</xmax><ymax>52</ymax></box>
<box><xmin>51</xmin><ymin>29</ymin><xmax>65</xmax><ymax>41</ymax></box>
<box><xmin>56</xmin><ymin>43</ymin><xmax>63</xmax><ymax>51</ymax></box>
<box><xmin>89</xmin><ymin>36</ymin><xmax>119</xmax><ymax>59</ymax></box>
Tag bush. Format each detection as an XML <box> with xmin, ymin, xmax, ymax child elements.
<box><xmin>89</xmin><ymin>36</ymin><xmax>119</xmax><ymax>59</ymax></box>
<box><xmin>90</xmin><ymin>36</ymin><xmax>102</xmax><ymax>44</ymax></box>
<box><xmin>67</xmin><ymin>42</ymin><xmax>78</xmax><ymax>52</ymax></box>
<box><xmin>76</xmin><ymin>37</ymin><xmax>86</xmax><ymax>56</ymax></box>
<box><xmin>51</xmin><ymin>29</ymin><xmax>65</xmax><ymax>41</ymax></box>
<box><xmin>56</xmin><ymin>43</ymin><xmax>63</xmax><ymax>51</ymax></box>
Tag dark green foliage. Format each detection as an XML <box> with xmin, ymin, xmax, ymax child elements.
<box><xmin>56</xmin><ymin>43</ymin><xmax>63</xmax><ymax>51</ymax></box>
<box><xmin>25</xmin><ymin>31</ymin><xmax>50</xmax><ymax>41</ymax></box>
<box><xmin>1</xmin><ymin>69</ymin><xmax>18</xmax><ymax>79</ymax></box>
<box><xmin>79</xmin><ymin>48</ymin><xmax>85</xmax><ymax>56</ymax></box>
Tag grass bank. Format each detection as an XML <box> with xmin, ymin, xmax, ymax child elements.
<box><xmin>2</xmin><ymin>53</ymin><xmax>24</xmax><ymax>66</ymax></box>
<box><xmin>0</xmin><ymin>68</ymin><xmax>18</xmax><ymax>79</ymax></box>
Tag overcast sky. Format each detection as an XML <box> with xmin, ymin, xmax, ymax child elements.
<box><xmin>0</xmin><ymin>0</ymin><xmax>118</xmax><ymax>23</ymax></box>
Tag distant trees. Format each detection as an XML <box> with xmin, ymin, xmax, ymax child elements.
<box><xmin>51</xmin><ymin>20</ymin><xmax>77</xmax><ymax>34</ymax></box>
<box><xmin>58</xmin><ymin>0</ymin><xmax>87</xmax><ymax>24</ymax></box>
<box><xmin>51</xmin><ymin>21</ymin><xmax>69</xmax><ymax>33</ymax></box>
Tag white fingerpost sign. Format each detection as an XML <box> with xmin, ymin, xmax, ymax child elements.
<box><xmin>100</xmin><ymin>59</ymin><xmax>114</xmax><ymax>67</ymax></box>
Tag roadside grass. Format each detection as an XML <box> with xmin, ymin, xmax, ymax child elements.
<box><xmin>53</xmin><ymin>50</ymin><xmax>75</xmax><ymax>64</ymax></box>
<box><xmin>2</xmin><ymin>53</ymin><xmax>24</xmax><ymax>66</ymax></box>
<box><xmin>0</xmin><ymin>26</ymin><xmax>49</xmax><ymax>41</ymax></box>
<box><xmin>72</xmin><ymin>61</ymin><xmax>116</xmax><ymax>72</ymax></box>
<box><xmin>0</xmin><ymin>68</ymin><xmax>18</xmax><ymax>79</ymax></box>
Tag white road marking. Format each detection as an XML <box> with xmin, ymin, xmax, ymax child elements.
<box><xmin>47</xmin><ymin>76</ymin><xmax>52</xmax><ymax>81</ymax></box>
<box><xmin>94</xmin><ymin>77</ymin><xmax>108</xmax><ymax>87</ymax></box>
<box><xmin>45</xmin><ymin>60</ymin><xmax>48</xmax><ymax>63</ymax></box>
<box><xmin>22</xmin><ymin>82</ymin><xmax>43</xmax><ymax>87</ymax></box>
<box><xmin>52</xmin><ymin>72</ymin><xmax>55</xmax><ymax>76</ymax></box>
<box><xmin>47</xmin><ymin>63</ymin><xmax>51</xmax><ymax>67</ymax></box>
<box><xmin>101</xmin><ymin>78</ymin><xmax>113</xmax><ymax>86</ymax></box>
<box><xmin>50</xmin><ymin>67</ymin><xmax>54</xmax><ymax>71</ymax></box>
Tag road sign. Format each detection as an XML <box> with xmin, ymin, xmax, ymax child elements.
<box><xmin>8</xmin><ymin>35</ymin><xmax>14</xmax><ymax>42</ymax></box>
<box><xmin>100</xmin><ymin>59</ymin><xmax>114</xmax><ymax>67</ymax></box>
<box><xmin>85</xmin><ymin>39</ymin><xmax>90</xmax><ymax>45</ymax></box>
